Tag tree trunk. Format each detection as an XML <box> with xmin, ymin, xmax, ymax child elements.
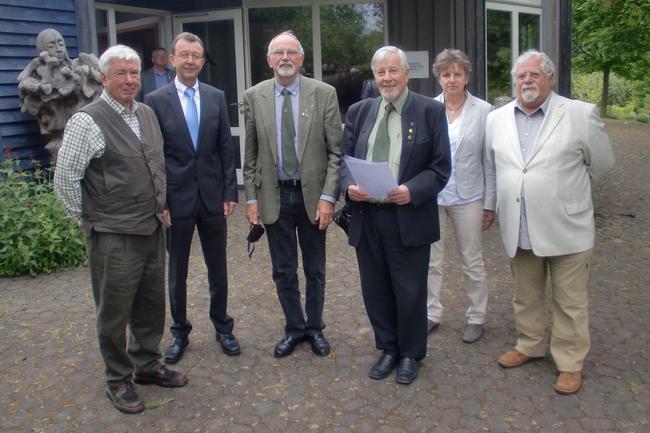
<box><xmin>600</xmin><ymin>65</ymin><xmax>610</xmax><ymax>117</ymax></box>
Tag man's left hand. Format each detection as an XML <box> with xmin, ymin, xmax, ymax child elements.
<box><xmin>315</xmin><ymin>199</ymin><xmax>335</xmax><ymax>230</ymax></box>
<box><xmin>224</xmin><ymin>202</ymin><xmax>237</xmax><ymax>218</ymax></box>
<box><xmin>388</xmin><ymin>185</ymin><xmax>411</xmax><ymax>205</ymax></box>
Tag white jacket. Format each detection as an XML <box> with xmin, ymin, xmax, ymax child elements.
<box><xmin>485</xmin><ymin>92</ymin><xmax>614</xmax><ymax>258</ymax></box>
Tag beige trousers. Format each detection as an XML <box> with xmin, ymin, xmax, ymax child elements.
<box><xmin>510</xmin><ymin>248</ymin><xmax>592</xmax><ymax>372</ymax></box>
<box><xmin>427</xmin><ymin>200</ymin><xmax>488</xmax><ymax>324</ymax></box>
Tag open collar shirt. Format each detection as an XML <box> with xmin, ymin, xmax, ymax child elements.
<box><xmin>514</xmin><ymin>95</ymin><xmax>550</xmax><ymax>250</ymax></box>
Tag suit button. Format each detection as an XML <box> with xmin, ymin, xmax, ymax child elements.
<box><xmin>516</xmin><ymin>198</ymin><xmax>520</xmax><ymax>203</ymax></box>
<box><xmin>522</xmin><ymin>168</ymin><xmax>527</xmax><ymax>173</ymax></box>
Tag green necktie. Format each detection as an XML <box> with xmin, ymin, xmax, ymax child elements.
<box><xmin>281</xmin><ymin>88</ymin><xmax>298</xmax><ymax>176</ymax></box>
<box><xmin>371</xmin><ymin>103</ymin><xmax>395</xmax><ymax>162</ymax></box>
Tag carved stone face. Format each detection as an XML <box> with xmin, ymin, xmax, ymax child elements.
<box><xmin>36</xmin><ymin>29</ymin><xmax>68</xmax><ymax>64</ymax></box>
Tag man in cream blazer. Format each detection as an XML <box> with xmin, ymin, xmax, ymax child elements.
<box><xmin>485</xmin><ymin>50</ymin><xmax>614</xmax><ymax>395</ymax></box>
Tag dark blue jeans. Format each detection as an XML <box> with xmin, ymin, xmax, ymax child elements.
<box><xmin>265</xmin><ymin>182</ymin><xmax>327</xmax><ymax>337</ymax></box>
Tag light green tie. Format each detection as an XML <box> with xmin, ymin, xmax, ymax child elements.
<box><xmin>371</xmin><ymin>103</ymin><xmax>395</xmax><ymax>162</ymax></box>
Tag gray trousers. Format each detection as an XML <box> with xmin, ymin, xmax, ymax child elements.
<box><xmin>87</xmin><ymin>226</ymin><xmax>165</xmax><ymax>389</ymax></box>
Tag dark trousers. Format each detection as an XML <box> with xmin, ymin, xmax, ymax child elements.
<box><xmin>167</xmin><ymin>197</ymin><xmax>233</xmax><ymax>338</ymax></box>
<box><xmin>265</xmin><ymin>182</ymin><xmax>326</xmax><ymax>337</ymax></box>
<box><xmin>87</xmin><ymin>226</ymin><xmax>165</xmax><ymax>389</ymax></box>
<box><xmin>355</xmin><ymin>205</ymin><xmax>430</xmax><ymax>360</ymax></box>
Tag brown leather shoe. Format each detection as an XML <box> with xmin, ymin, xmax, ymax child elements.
<box><xmin>554</xmin><ymin>371</ymin><xmax>582</xmax><ymax>395</ymax></box>
<box><xmin>134</xmin><ymin>366</ymin><xmax>188</xmax><ymax>388</ymax></box>
<box><xmin>497</xmin><ymin>349</ymin><xmax>543</xmax><ymax>368</ymax></box>
<box><xmin>106</xmin><ymin>382</ymin><xmax>144</xmax><ymax>414</ymax></box>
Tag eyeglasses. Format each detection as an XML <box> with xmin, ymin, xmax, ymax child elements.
<box><xmin>174</xmin><ymin>52</ymin><xmax>203</xmax><ymax>61</ymax></box>
<box><xmin>269</xmin><ymin>49</ymin><xmax>301</xmax><ymax>57</ymax></box>
<box><xmin>515</xmin><ymin>71</ymin><xmax>544</xmax><ymax>81</ymax></box>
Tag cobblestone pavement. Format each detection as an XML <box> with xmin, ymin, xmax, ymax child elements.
<box><xmin>1</xmin><ymin>121</ymin><xmax>648</xmax><ymax>433</ymax></box>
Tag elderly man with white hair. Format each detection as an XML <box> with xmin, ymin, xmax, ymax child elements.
<box><xmin>340</xmin><ymin>46</ymin><xmax>450</xmax><ymax>384</ymax></box>
<box><xmin>485</xmin><ymin>50</ymin><xmax>614</xmax><ymax>395</ymax></box>
<box><xmin>55</xmin><ymin>44</ymin><xmax>187</xmax><ymax>414</ymax></box>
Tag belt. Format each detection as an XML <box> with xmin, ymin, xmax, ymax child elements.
<box><xmin>278</xmin><ymin>179</ymin><xmax>301</xmax><ymax>187</ymax></box>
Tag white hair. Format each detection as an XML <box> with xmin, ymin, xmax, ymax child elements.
<box><xmin>511</xmin><ymin>50</ymin><xmax>555</xmax><ymax>78</ymax></box>
<box><xmin>98</xmin><ymin>45</ymin><xmax>141</xmax><ymax>74</ymax></box>
<box><xmin>267</xmin><ymin>31</ymin><xmax>305</xmax><ymax>56</ymax></box>
<box><xmin>371</xmin><ymin>46</ymin><xmax>409</xmax><ymax>72</ymax></box>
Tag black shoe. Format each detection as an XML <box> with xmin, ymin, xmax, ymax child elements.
<box><xmin>106</xmin><ymin>382</ymin><xmax>145</xmax><ymax>414</ymax></box>
<box><xmin>134</xmin><ymin>366</ymin><xmax>188</xmax><ymax>388</ymax></box>
<box><xmin>217</xmin><ymin>333</ymin><xmax>241</xmax><ymax>356</ymax></box>
<box><xmin>307</xmin><ymin>331</ymin><xmax>331</xmax><ymax>356</ymax></box>
<box><xmin>368</xmin><ymin>352</ymin><xmax>398</xmax><ymax>380</ymax></box>
<box><xmin>274</xmin><ymin>334</ymin><xmax>305</xmax><ymax>358</ymax></box>
<box><xmin>396</xmin><ymin>357</ymin><xmax>419</xmax><ymax>385</ymax></box>
<box><xmin>163</xmin><ymin>337</ymin><xmax>188</xmax><ymax>364</ymax></box>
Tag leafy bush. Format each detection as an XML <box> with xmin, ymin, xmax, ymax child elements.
<box><xmin>0</xmin><ymin>158</ymin><xmax>86</xmax><ymax>276</ymax></box>
<box><xmin>637</xmin><ymin>113</ymin><xmax>650</xmax><ymax>123</ymax></box>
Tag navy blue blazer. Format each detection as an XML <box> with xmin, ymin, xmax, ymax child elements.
<box><xmin>340</xmin><ymin>91</ymin><xmax>451</xmax><ymax>247</ymax></box>
<box><xmin>137</xmin><ymin>67</ymin><xmax>174</xmax><ymax>101</ymax></box>
<box><xmin>145</xmin><ymin>82</ymin><xmax>238</xmax><ymax>218</ymax></box>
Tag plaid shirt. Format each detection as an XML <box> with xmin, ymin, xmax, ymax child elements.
<box><xmin>54</xmin><ymin>91</ymin><xmax>142</xmax><ymax>223</ymax></box>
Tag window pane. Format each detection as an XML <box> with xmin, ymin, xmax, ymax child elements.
<box><xmin>184</xmin><ymin>20</ymin><xmax>239</xmax><ymax>127</ymax></box>
<box><xmin>320</xmin><ymin>3</ymin><xmax>384</xmax><ymax>118</ymax></box>
<box><xmin>519</xmin><ymin>13</ymin><xmax>540</xmax><ymax>53</ymax></box>
<box><xmin>248</xmin><ymin>7</ymin><xmax>312</xmax><ymax>85</ymax></box>
<box><xmin>487</xmin><ymin>9</ymin><xmax>512</xmax><ymax>103</ymax></box>
<box><xmin>96</xmin><ymin>9</ymin><xmax>109</xmax><ymax>55</ymax></box>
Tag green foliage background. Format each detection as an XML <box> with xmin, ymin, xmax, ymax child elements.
<box><xmin>0</xmin><ymin>161</ymin><xmax>86</xmax><ymax>277</ymax></box>
<box><xmin>572</xmin><ymin>0</ymin><xmax>650</xmax><ymax>118</ymax></box>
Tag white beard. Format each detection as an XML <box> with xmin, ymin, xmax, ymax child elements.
<box><xmin>521</xmin><ymin>86</ymin><xmax>540</xmax><ymax>103</ymax></box>
<box><xmin>380</xmin><ymin>88</ymin><xmax>399</xmax><ymax>103</ymax></box>
<box><xmin>276</xmin><ymin>63</ymin><xmax>296</xmax><ymax>77</ymax></box>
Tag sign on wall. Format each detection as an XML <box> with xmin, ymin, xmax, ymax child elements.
<box><xmin>405</xmin><ymin>51</ymin><xmax>430</xmax><ymax>79</ymax></box>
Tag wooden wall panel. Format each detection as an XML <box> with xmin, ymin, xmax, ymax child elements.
<box><xmin>388</xmin><ymin>0</ymin><xmax>486</xmax><ymax>99</ymax></box>
<box><xmin>0</xmin><ymin>0</ymin><xmax>78</xmax><ymax>167</ymax></box>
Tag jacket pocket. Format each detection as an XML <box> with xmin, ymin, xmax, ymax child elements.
<box><xmin>565</xmin><ymin>200</ymin><xmax>592</xmax><ymax>215</ymax></box>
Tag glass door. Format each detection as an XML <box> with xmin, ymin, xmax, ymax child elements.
<box><xmin>173</xmin><ymin>10</ymin><xmax>247</xmax><ymax>184</ymax></box>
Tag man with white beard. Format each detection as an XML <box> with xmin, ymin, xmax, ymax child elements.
<box><xmin>484</xmin><ymin>50</ymin><xmax>614</xmax><ymax>395</ymax></box>
<box><xmin>243</xmin><ymin>31</ymin><xmax>342</xmax><ymax>359</ymax></box>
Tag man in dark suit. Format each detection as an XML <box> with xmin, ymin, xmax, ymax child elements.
<box><xmin>145</xmin><ymin>32</ymin><xmax>240</xmax><ymax>364</ymax></box>
<box><xmin>138</xmin><ymin>47</ymin><xmax>174</xmax><ymax>101</ymax></box>
<box><xmin>340</xmin><ymin>46</ymin><xmax>451</xmax><ymax>384</ymax></box>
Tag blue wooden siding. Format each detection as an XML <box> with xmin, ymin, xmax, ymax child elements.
<box><xmin>0</xmin><ymin>0</ymin><xmax>78</xmax><ymax>168</ymax></box>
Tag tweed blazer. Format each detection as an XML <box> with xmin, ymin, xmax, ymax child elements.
<box><xmin>243</xmin><ymin>75</ymin><xmax>342</xmax><ymax>225</ymax></box>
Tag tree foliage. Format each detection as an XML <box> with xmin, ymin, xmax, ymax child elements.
<box><xmin>573</xmin><ymin>0</ymin><xmax>650</xmax><ymax>115</ymax></box>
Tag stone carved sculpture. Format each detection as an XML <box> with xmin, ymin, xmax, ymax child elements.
<box><xmin>17</xmin><ymin>29</ymin><xmax>102</xmax><ymax>155</ymax></box>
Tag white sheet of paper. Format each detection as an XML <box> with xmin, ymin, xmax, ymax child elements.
<box><xmin>344</xmin><ymin>155</ymin><xmax>398</xmax><ymax>199</ymax></box>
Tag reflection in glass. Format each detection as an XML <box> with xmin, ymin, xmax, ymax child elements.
<box><xmin>321</xmin><ymin>3</ymin><xmax>384</xmax><ymax>118</ymax></box>
<box><xmin>248</xmin><ymin>7</ymin><xmax>313</xmax><ymax>85</ymax></box>
<box><xmin>96</xmin><ymin>9</ymin><xmax>109</xmax><ymax>55</ymax></box>
<box><xmin>487</xmin><ymin>9</ymin><xmax>512</xmax><ymax>103</ymax></box>
<box><xmin>519</xmin><ymin>13</ymin><xmax>540</xmax><ymax>53</ymax></box>
<box><xmin>184</xmin><ymin>20</ymin><xmax>239</xmax><ymax>127</ymax></box>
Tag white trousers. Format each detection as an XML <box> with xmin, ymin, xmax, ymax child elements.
<box><xmin>427</xmin><ymin>200</ymin><xmax>488</xmax><ymax>324</ymax></box>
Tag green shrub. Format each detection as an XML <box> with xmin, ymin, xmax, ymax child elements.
<box><xmin>0</xmin><ymin>159</ymin><xmax>86</xmax><ymax>276</ymax></box>
<box><xmin>637</xmin><ymin>113</ymin><xmax>650</xmax><ymax>123</ymax></box>
<box><xmin>608</xmin><ymin>104</ymin><xmax>638</xmax><ymax>121</ymax></box>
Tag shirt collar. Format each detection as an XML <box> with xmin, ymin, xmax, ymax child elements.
<box><xmin>101</xmin><ymin>90</ymin><xmax>138</xmax><ymax>114</ymax></box>
<box><xmin>381</xmin><ymin>88</ymin><xmax>409</xmax><ymax>114</ymax></box>
<box><xmin>175</xmin><ymin>77</ymin><xmax>199</xmax><ymax>94</ymax></box>
<box><xmin>515</xmin><ymin>92</ymin><xmax>551</xmax><ymax>116</ymax></box>
<box><xmin>275</xmin><ymin>76</ymin><xmax>300</xmax><ymax>96</ymax></box>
